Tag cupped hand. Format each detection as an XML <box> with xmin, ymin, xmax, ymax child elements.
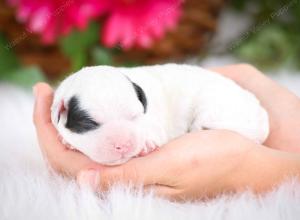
<box><xmin>77</xmin><ymin>130</ymin><xmax>278</xmax><ymax>200</ymax></box>
<box><xmin>33</xmin><ymin>64</ymin><xmax>300</xmax><ymax>200</ymax></box>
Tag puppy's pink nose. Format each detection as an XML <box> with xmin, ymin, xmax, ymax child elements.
<box><xmin>114</xmin><ymin>144</ymin><xmax>132</xmax><ymax>154</ymax></box>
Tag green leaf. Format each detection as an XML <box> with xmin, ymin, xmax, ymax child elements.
<box><xmin>2</xmin><ymin>66</ymin><xmax>46</xmax><ymax>88</ymax></box>
<box><xmin>229</xmin><ymin>0</ymin><xmax>300</xmax><ymax>71</ymax></box>
<box><xmin>230</xmin><ymin>0</ymin><xmax>248</xmax><ymax>10</ymax></box>
<box><xmin>91</xmin><ymin>46</ymin><xmax>114</xmax><ymax>65</ymax></box>
<box><xmin>71</xmin><ymin>52</ymin><xmax>88</xmax><ymax>71</ymax></box>
<box><xmin>234</xmin><ymin>25</ymin><xmax>294</xmax><ymax>69</ymax></box>
<box><xmin>0</xmin><ymin>34</ymin><xmax>20</xmax><ymax>76</ymax></box>
<box><xmin>60</xmin><ymin>22</ymin><xmax>99</xmax><ymax>71</ymax></box>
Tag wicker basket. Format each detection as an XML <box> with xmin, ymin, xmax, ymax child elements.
<box><xmin>0</xmin><ymin>0</ymin><xmax>226</xmax><ymax>79</ymax></box>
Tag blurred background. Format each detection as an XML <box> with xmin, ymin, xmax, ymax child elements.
<box><xmin>0</xmin><ymin>0</ymin><xmax>299</xmax><ymax>94</ymax></box>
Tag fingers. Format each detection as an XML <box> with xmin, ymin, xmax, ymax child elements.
<box><xmin>33</xmin><ymin>83</ymin><xmax>57</xmax><ymax>157</ymax></box>
<box><xmin>143</xmin><ymin>184</ymin><xmax>179</xmax><ymax>200</ymax></box>
<box><xmin>210</xmin><ymin>63</ymin><xmax>289</xmax><ymax>102</ymax></box>
<box><xmin>210</xmin><ymin>63</ymin><xmax>264</xmax><ymax>89</ymax></box>
<box><xmin>77</xmin><ymin>147</ymin><xmax>172</xmax><ymax>191</ymax></box>
<box><xmin>76</xmin><ymin>168</ymin><xmax>180</xmax><ymax>200</ymax></box>
<box><xmin>33</xmin><ymin>82</ymin><xmax>53</xmax><ymax>126</ymax></box>
<box><xmin>33</xmin><ymin>83</ymin><xmax>101</xmax><ymax>176</ymax></box>
<box><xmin>76</xmin><ymin>133</ymin><xmax>198</xmax><ymax>192</ymax></box>
<box><xmin>33</xmin><ymin>83</ymin><xmax>65</xmax><ymax>157</ymax></box>
<box><xmin>77</xmin><ymin>169</ymin><xmax>180</xmax><ymax>200</ymax></box>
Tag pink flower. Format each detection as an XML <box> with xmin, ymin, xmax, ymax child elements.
<box><xmin>7</xmin><ymin>0</ymin><xmax>183</xmax><ymax>48</ymax></box>
<box><xmin>8</xmin><ymin>0</ymin><xmax>110</xmax><ymax>43</ymax></box>
<box><xmin>102</xmin><ymin>0</ymin><xmax>183</xmax><ymax>49</ymax></box>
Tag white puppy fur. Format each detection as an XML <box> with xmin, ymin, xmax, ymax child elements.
<box><xmin>51</xmin><ymin>64</ymin><xmax>269</xmax><ymax>165</ymax></box>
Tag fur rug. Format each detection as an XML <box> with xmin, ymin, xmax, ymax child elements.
<box><xmin>1</xmin><ymin>83</ymin><xmax>300</xmax><ymax>220</ymax></box>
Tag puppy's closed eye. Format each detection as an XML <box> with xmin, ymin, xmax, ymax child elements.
<box><xmin>65</xmin><ymin>96</ymin><xmax>100</xmax><ymax>134</ymax></box>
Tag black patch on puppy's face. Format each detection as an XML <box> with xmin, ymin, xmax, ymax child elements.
<box><xmin>131</xmin><ymin>82</ymin><xmax>147</xmax><ymax>113</ymax></box>
<box><xmin>65</xmin><ymin>96</ymin><xmax>100</xmax><ymax>134</ymax></box>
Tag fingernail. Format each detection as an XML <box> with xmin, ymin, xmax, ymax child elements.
<box><xmin>77</xmin><ymin>170</ymin><xmax>100</xmax><ymax>191</ymax></box>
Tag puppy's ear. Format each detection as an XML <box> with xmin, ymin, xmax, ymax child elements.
<box><xmin>57</xmin><ymin>100</ymin><xmax>66</xmax><ymax>123</ymax></box>
<box><xmin>132</xmin><ymin>82</ymin><xmax>147</xmax><ymax>113</ymax></box>
<box><xmin>65</xmin><ymin>96</ymin><xmax>100</xmax><ymax>133</ymax></box>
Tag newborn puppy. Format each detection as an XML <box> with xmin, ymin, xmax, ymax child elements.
<box><xmin>51</xmin><ymin>64</ymin><xmax>269</xmax><ymax>165</ymax></box>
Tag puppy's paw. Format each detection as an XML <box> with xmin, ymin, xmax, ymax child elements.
<box><xmin>138</xmin><ymin>141</ymin><xmax>159</xmax><ymax>157</ymax></box>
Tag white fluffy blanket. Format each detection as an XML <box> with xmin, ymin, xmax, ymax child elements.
<box><xmin>1</xmin><ymin>83</ymin><xmax>300</xmax><ymax>220</ymax></box>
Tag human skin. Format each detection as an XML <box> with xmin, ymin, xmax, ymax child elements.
<box><xmin>33</xmin><ymin>64</ymin><xmax>300</xmax><ymax>201</ymax></box>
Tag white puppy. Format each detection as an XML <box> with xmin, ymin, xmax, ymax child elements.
<box><xmin>51</xmin><ymin>64</ymin><xmax>269</xmax><ymax>165</ymax></box>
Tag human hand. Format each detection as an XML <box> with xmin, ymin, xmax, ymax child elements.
<box><xmin>77</xmin><ymin>129</ymin><xmax>300</xmax><ymax>201</ymax></box>
<box><xmin>33</xmin><ymin>64</ymin><xmax>300</xmax><ymax>201</ymax></box>
<box><xmin>211</xmin><ymin>64</ymin><xmax>300</xmax><ymax>152</ymax></box>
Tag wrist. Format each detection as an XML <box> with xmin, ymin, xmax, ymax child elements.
<box><xmin>265</xmin><ymin>97</ymin><xmax>300</xmax><ymax>152</ymax></box>
<box><xmin>228</xmin><ymin>146</ymin><xmax>300</xmax><ymax>193</ymax></box>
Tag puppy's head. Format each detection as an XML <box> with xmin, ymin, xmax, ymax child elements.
<box><xmin>51</xmin><ymin>66</ymin><xmax>155</xmax><ymax>165</ymax></box>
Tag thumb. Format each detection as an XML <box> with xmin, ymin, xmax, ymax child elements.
<box><xmin>33</xmin><ymin>82</ymin><xmax>54</xmax><ymax>127</ymax></box>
